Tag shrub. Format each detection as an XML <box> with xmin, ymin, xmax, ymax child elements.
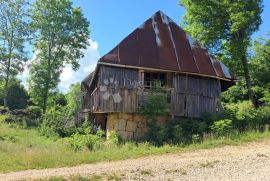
<box><xmin>67</xmin><ymin>133</ymin><xmax>104</xmax><ymax>151</ymax></box>
<box><xmin>210</xmin><ymin>119</ymin><xmax>232</xmax><ymax>136</ymax></box>
<box><xmin>27</xmin><ymin>106</ymin><xmax>42</xmax><ymax>119</ymax></box>
<box><xmin>67</xmin><ymin>133</ymin><xmax>86</xmax><ymax>151</ymax></box>
<box><xmin>224</xmin><ymin>101</ymin><xmax>270</xmax><ymax>131</ymax></box>
<box><xmin>171</xmin><ymin>124</ymin><xmax>184</xmax><ymax>144</ymax></box>
<box><xmin>144</xmin><ymin>120</ymin><xmax>161</xmax><ymax>145</ymax></box>
<box><xmin>139</xmin><ymin>82</ymin><xmax>169</xmax><ymax>120</ymax></box>
<box><xmin>107</xmin><ymin>131</ymin><xmax>119</xmax><ymax>145</ymax></box>
<box><xmin>192</xmin><ymin>134</ymin><xmax>201</xmax><ymax>143</ymax></box>
<box><xmin>39</xmin><ymin>106</ymin><xmax>77</xmax><ymax>137</ymax></box>
<box><xmin>139</xmin><ymin>83</ymin><xmax>170</xmax><ymax>145</ymax></box>
<box><xmin>221</xmin><ymin>80</ymin><xmax>248</xmax><ymax>103</ymax></box>
<box><xmin>144</xmin><ymin>119</ymin><xmax>185</xmax><ymax>145</ymax></box>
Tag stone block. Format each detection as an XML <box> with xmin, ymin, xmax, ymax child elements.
<box><xmin>134</xmin><ymin>132</ymin><xmax>145</xmax><ymax>140</ymax></box>
<box><xmin>106</xmin><ymin>117</ymin><xmax>118</xmax><ymax>131</ymax></box>
<box><xmin>126</xmin><ymin>121</ymin><xmax>137</xmax><ymax>132</ymax></box>
<box><xmin>141</xmin><ymin>127</ymin><xmax>148</xmax><ymax>133</ymax></box>
<box><xmin>118</xmin><ymin>130</ymin><xmax>134</xmax><ymax>140</ymax></box>
<box><xmin>118</xmin><ymin>119</ymin><xmax>126</xmax><ymax>131</ymax></box>
<box><xmin>121</xmin><ymin>113</ymin><xmax>132</xmax><ymax>120</ymax></box>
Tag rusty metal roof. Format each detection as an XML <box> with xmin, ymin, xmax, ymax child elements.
<box><xmin>98</xmin><ymin>11</ymin><xmax>236</xmax><ymax>81</ymax></box>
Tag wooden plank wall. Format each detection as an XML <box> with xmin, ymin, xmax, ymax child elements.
<box><xmin>91</xmin><ymin>65</ymin><xmax>140</xmax><ymax>113</ymax></box>
<box><xmin>98</xmin><ymin>65</ymin><xmax>139</xmax><ymax>87</ymax></box>
<box><xmin>91</xmin><ymin>88</ymin><xmax>139</xmax><ymax>113</ymax></box>
<box><xmin>90</xmin><ymin>65</ymin><xmax>222</xmax><ymax>118</ymax></box>
<box><xmin>171</xmin><ymin>74</ymin><xmax>221</xmax><ymax>118</ymax></box>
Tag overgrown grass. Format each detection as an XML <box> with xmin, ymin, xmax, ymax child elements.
<box><xmin>1</xmin><ymin>115</ymin><xmax>270</xmax><ymax>173</ymax></box>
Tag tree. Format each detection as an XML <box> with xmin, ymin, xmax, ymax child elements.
<box><xmin>6</xmin><ymin>80</ymin><xmax>28</xmax><ymax>110</ymax></box>
<box><xmin>250</xmin><ymin>38</ymin><xmax>270</xmax><ymax>88</ymax></box>
<box><xmin>29</xmin><ymin>0</ymin><xmax>90</xmax><ymax>113</ymax></box>
<box><xmin>0</xmin><ymin>79</ymin><xmax>28</xmax><ymax>110</ymax></box>
<box><xmin>180</xmin><ymin>0</ymin><xmax>263</xmax><ymax>107</ymax></box>
<box><xmin>250</xmin><ymin>37</ymin><xmax>270</xmax><ymax>104</ymax></box>
<box><xmin>47</xmin><ymin>92</ymin><xmax>67</xmax><ymax>108</ymax></box>
<box><xmin>66</xmin><ymin>83</ymin><xmax>82</xmax><ymax>118</ymax></box>
<box><xmin>0</xmin><ymin>0</ymin><xmax>30</xmax><ymax>108</ymax></box>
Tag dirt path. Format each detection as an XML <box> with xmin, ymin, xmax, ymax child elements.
<box><xmin>1</xmin><ymin>140</ymin><xmax>270</xmax><ymax>181</ymax></box>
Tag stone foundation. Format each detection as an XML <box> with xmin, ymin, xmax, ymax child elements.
<box><xmin>106</xmin><ymin>113</ymin><xmax>170</xmax><ymax>140</ymax></box>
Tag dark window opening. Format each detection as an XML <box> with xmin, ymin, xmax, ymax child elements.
<box><xmin>144</xmin><ymin>72</ymin><xmax>167</xmax><ymax>89</ymax></box>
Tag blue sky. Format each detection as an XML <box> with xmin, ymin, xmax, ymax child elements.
<box><xmin>74</xmin><ymin>0</ymin><xmax>270</xmax><ymax>56</ymax></box>
<box><xmin>20</xmin><ymin>1</ymin><xmax>270</xmax><ymax>92</ymax></box>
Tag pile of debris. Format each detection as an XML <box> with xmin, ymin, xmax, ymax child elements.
<box><xmin>0</xmin><ymin>107</ymin><xmax>29</xmax><ymax>116</ymax></box>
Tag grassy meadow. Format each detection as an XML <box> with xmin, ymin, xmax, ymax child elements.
<box><xmin>1</xmin><ymin>115</ymin><xmax>270</xmax><ymax>173</ymax></box>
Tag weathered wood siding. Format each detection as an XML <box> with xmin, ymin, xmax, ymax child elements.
<box><xmin>90</xmin><ymin>66</ymin><xmax>222</xmax><ymax>118</ymax></box>
<box><xmin>91</xmin><ymin>65</ymin><xmax>140</xmax><ymax>113</ymax></box>
<box><xmin>171</xmin><ymin>74</ymin><xmax>221</xmax><ymax>118</ymax></box>
<box><xmin>97</xmin><ymin>65</ymin><xmax>139</xmax><ymax>87</ymax></box>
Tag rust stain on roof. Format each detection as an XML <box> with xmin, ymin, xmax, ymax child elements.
<box><xmin>98</xmin><ymin>11</ymin><xmax>236</xmax><ymax>81</ymax></box>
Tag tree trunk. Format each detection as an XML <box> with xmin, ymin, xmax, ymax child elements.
<box><xmin>241</xmin><ymin>55</ymin><xmax>258</xmax><ymax>108</ymax></box>
<box><xmin>42</xmin><ymin>44</ymin><xmax>52</xmax><ymax>114</ymax></box>
<box><xmin>42</xmin><ymin>87</ymin><xmax>48</xmax><ymax>114</ymax></box>
<box><xmin>3</xmin><ymin>79</ymin><xmax>8</xmax><ymax>108</ymax></box>
<box><xmin>3</xmin><ymin>50</ymin><xmax>12</xmax><ymax>108</ymax></box>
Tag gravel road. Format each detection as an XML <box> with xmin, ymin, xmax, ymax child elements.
<box><xmin>1</xmin><ymin>140</ymin><xmax>270</xmax><ymax>181</ymax></box>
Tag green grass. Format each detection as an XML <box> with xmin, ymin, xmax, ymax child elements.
<box><xmin>1</xmin><ymin>115</ymin><xmax>270</xmax><ymax>173</ymax></box>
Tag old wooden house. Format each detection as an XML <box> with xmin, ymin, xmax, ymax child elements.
<box><xmin>81</xmin><ymin>11</ymin><xmax>236</xmax><ymax>140</ymax></box>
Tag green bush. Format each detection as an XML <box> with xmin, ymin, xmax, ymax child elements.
<box><xmin>139</xmin><ymin>82</ymin><xmax>171</xmax><ymax>145</ymax></box>
<box><xmin>144</xmin><ymin>120</ymin><xmax>163</xmax><ymax>145</ymax></box>
<box><xmin>107</xmin><ymin>131</ymin><xmax>119</xmax><ymax>145</ymax></box>
<box><xmin>39</xmin><ymin>106</ymin><xmax>77</xmax><ymax>137</ymax></box>
<box><xmin>27</xmin><ymin>106</ymin><xmax>42</xmax><ymax>119</ymax></box>
<box><xmin>224</xmin><ymin>101</ymin><xmax>270</xmax><ymax>131</ymax></box>
<box><xmin>139</xmin><ymin>82</ymin><xmax>169</xmax><ymax>120</ymax></box>
<box><xmin>192</xmin><ymin>134</ymin><xmax>201</xmax><ymax>143</ymax></box>
<box><xmin>67</xmin><ymin>133</ymin><xmax>104</xmax><ymax>151</ymax></box>
<box><xmin>221</xmin><ymin>80</ymin><xmax>248</xmax><ymax>103</ymax></box>
<box><xmin>67</xmin><ymin>133</ymin><xmax>86</xmax><ymax>151</ymax></box>
<box><xmin>144</xmin><ymin>119</ymin><xmax>185</xmax><ymax>145</ymax></box>
<box><xmin>171</xmin><ymin>124</ymin><xmax>184</xmax><ymax>144</ymax></box>
<box><xmin>210</xmin><ymin>119</ymin><xmax>232</xmax><ymax>136</ymax></box>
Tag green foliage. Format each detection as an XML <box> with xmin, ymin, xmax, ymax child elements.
<box><xmin>1</xmin><ymin>80</ymin><xmax>29</xmax><ymax>110</ymax></box>
<box><xmin>1</xmin><ymin>113</ymin><xmax>270</xmax><ymax>173</ymax></box>
<box><xmin>224</xmin><ymin>101</ymin><xmax>270</xmax><ymax>131</ymax></box>
<box><xmin>210</xmin><ymin>119</ymin><xmax>232</xmax><ymax>136</ymax></box>
<box><xmin>139</xmin><ymin>82</ymin><xmax>171</xmax><ymax>145</ymax></box>
<box><xmin>27</xmin><ymin>106</ymin><xmax>42</xmax><ymax>119</ymax></box>
<box><xmin>180</xmin><ymin>0</ymin><xmax>262</xmax><ymax>64</ymax></box>
<box><xmin>29</xmin><ymin>0</ymin><xmax>90</xmax><ymax>113</ymax></box>
<box><xmin>107</xmin><ymin>131</ymin><xmax>119</xmax><ymax>145</ymax></box>
<box><xmin>0</xmin><ymin>0</ymin><xmax>31</xmax><ymax>108</ymax></box>
<box><xmin>250</xmin><ymin>38</ymin><xmax>270</xmax><ymax>88</ymax></box>
<box><xmin>192</xmin><ymin>134</ymin><xmax>201</xmax><ymax>143</ymax></box>
<box><xmin>47</xmin><ymin>93</ymin><xmax>68</xmax><ymax>108</ymax></box>
<box><xmin>139</xmin><ymin>83</ymin><xmax>169</xmax><ymax>120</ymax></box>
<box><xmin>180</xmin><ymin>0</ymin><xmax>263</xmax><ymax>107</ymax></box>
<box><xmin>67</xmin><ymin>133</ymin><xmax>104</xmax><ymax>151</ymax></box>
<box><xmin>144</xmin><ymin>120</ymin><xmax>161</xmax><ymax>145</ymax></box>
<box><xmin>66</xmin><ymin>83</ymin><xmax>83</xmax><ymax>117</ymax></box>
<box><xmin>222</xmin><ymin>80</ymin><xmax>248</xmax><ymax>103</ymax></box>
<box><xmin>144</xmin><ymin>119</ymin><xmax>185</xmax><ymax>146</ymax></box>
<box><xmin>39</xmin><ymin>106</ymin><xmax>76</xmax><ymax>137</ymax></box>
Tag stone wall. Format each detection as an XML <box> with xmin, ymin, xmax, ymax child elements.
<box><xmin>106</xmin><ymin>113</ymin><xmax>170</xmax><ymax>140</ymax></box>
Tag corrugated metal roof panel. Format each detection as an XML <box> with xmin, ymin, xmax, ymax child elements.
<box><xmin>98</xmin><ymin>10</ymin><xmax>236</xmax><ymax>82</ymax></box>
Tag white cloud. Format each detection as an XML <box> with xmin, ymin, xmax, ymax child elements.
<box><xmin>59</xmin><ymin>39</ymin><xmax>100</xmax><ymax>93</ymax></box>
<box><xmin>18</xmin><ymin>39</ymin><xmax>101</xmax><ymax>93</ymax></box>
